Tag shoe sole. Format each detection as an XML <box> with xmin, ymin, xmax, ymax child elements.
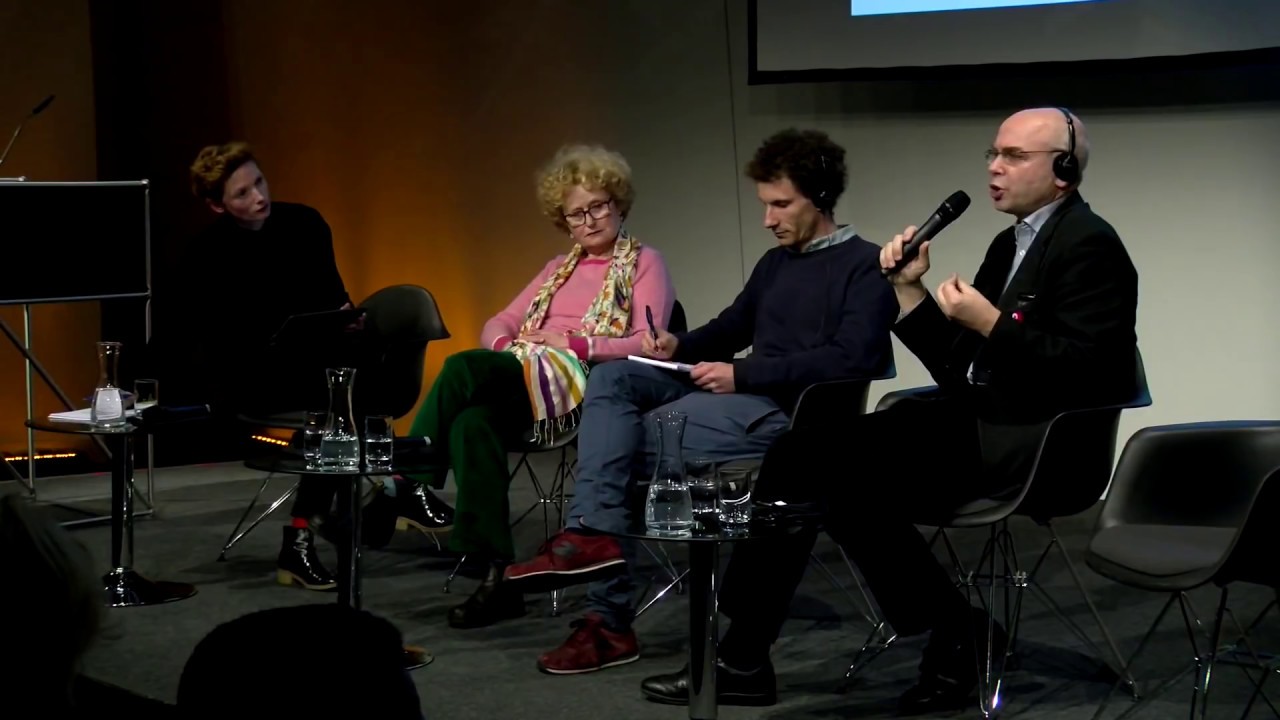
<box><xmin>276</xmin><ymin>569</ymin><xmax>337</xmax><ymax>591</ymax></box>
<box><xmin>538</xmin><ymin>653</ymin><xmax>639</xmax><ymax>675</ymax></box>
<box><xmin>396</xmin><ymin>517</ymin><xmax>453</xmax><ymax>535</ymax></box>
<box><xmin>641</xmin><ymin>688</ymin><xmax>777</xmax><ymax>707</ymax></box>
<box><xmin>504</xmin><ymin>558</ymin><xmax>627</xmax><ymax>594</ymax></box>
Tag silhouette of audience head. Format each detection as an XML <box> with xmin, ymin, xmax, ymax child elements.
<box><xmin>177</xmin><ymin>603</ymin><xmax>422</xmax><ymax>719</ymax></box>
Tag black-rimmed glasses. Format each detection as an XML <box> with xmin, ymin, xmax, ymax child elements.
<box><xmin>564</xmin><ymin>200</ymin><xmax>613</xmax><ymax>228</ymax></box>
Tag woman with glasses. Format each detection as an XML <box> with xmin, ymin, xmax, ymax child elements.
<box><xmin>366</xmin><ymin>144</ymin><xmax>675</xmax><ymax>629</ymax></box>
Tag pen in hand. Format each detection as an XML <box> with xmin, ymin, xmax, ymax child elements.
<box><xmin>645</xmin><ymin>305</ymin><xmax>658</xmax><ymax>340</ymax></box>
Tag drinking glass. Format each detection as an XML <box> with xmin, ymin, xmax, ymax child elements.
<box><xmin>686</xmin><ymin>456</ymin><xmax>718</xmax><ymax>524</ymax></box>
<box><xmin>302</xmin><ymin>411</ymin><xmax>325</xmax><ymax>470</ymax></box>
<box><xmin>134</xmin><ymin>379</ymin><xmax>159</xmax><ymax>411</ymax></box>
<box><xmin>717</xmin><ymin>465</ymin><xmax>754</xmax><ymax>529</ymax></box>
<box><xmin>364</xmin><ymin>415</ymin><xmax>394</xmax><ymax>471</ymax></box>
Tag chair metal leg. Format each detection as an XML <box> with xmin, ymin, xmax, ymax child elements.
<box><xmin>1093</xmin><ymin>593</ymin><xmax>1180</xmax><ymax>720</ymax></box>
<box><xmin>1093</xmin><ymin>588</ymin><xmax>1263</xmax><ymax>720</ymax></box>
<box><xmin>636</xmin><ymin>568</ymin><xmax>690</xmax><ymax>619</ymax></box>
<box><xmin>1192</xmin><ymin>587</ymin><xmax>1228</xmax><ymax>720</ymax></box>
<box><xmin>218</xmin><ymin>474</ymin><xmax>298</xmax><ymax>560</ymax></box>
<box><xmin>1236</xmin><ymin>598</ymin><xmax>1280</xmax><ymax>719</ymax></box>
<box><xmin>507</xmin><ymin>446</ymin><xmax>578</xmax><ymax>615</ymax></box>
<box><xmin>444</xmin><ymin>553</ymin><xmax>466</xmax><ymax>593</ymax></box>
<box><xmin>1041</xmin><ymin>521</ymin><xmax>1140</xmax><ymax>699</ymax></box>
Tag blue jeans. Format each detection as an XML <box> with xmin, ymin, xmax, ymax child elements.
<box><xmin>567</xmin><ymin>360</ymin><xmax>789</xmax><ymax>627</ymax></box>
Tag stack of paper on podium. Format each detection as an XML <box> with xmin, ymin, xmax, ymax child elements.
<box><xmin>49</xmin><ymin>408</ymin><xmax>137</xmax><ymax>423</ymax></box>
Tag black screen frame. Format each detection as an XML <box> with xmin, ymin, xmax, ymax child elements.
<box><xmin>0</xmin><ymin>180</ymin><xmax>151</xmax><ymax>306</ymax></box>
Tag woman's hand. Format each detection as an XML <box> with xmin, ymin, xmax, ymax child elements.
<box><xmin>518</xmin><ymin>330</ymin><xmax>571</xmax><ymax>349</ymax></box>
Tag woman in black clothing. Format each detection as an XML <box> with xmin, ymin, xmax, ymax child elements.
<box><xmin>183</xmin><ymin>143</ymin><xmax>454</xmax><ymax>590</ymax></box>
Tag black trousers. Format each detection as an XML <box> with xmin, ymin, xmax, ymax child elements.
<box><xmin>719</xmin><ymin>395</ymin><xmax>1013</xmax><ymax>662</ymax></box>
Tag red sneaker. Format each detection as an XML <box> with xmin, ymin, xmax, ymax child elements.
<box><xmin>503</xmin><ymin>531</ymin><xmax>626</xmax><ymax>593</ymax></box>
<box><xmin>537</xmin><ymin>613</ymin><xmax>640</xmax><ymax>675</ymax></box>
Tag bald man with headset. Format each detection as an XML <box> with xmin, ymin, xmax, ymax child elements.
<box><xmin>638</xmin><ymin>107</ymin><xmax>1140</xmax><ymax>715</ymax></box>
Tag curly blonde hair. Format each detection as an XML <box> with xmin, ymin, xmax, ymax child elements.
<box><xmin>189</xmin><ymin>141</ymin><xmax>257</xmax><ymax>202</ymax></box>
<box><xmin>536</xmin><ymin>144</ymin><xmax>635</xmax><ymax>232</ymax></box>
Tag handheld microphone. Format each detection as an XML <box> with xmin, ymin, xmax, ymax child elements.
<box><xmin>881</xmin><ymin>190</ymin><xmax>971</xmax><ymax>277</ymax></box>
<box><xmin>0</xmin><ymin>94</ymin><xmax>56</xmax><ymax>170</ymax></box>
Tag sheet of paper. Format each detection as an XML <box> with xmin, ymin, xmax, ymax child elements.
<box><xmin>627</xmin><ymin>355</ymin><xmax>694</xmax><ymax>373</ymax></box>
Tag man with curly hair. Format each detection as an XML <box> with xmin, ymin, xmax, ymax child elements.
<box><xmin>505</xmin><ymin>128</ymin><xmax>898</xmax><ymax>675</ymax></box>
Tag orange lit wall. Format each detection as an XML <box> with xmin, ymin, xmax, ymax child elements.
<box><xmin>0</xmin><ymin>1</ymin><xmax>99</xmax><ymax>455</ymax></box>
<box><xmin>218</xmin><ymin>1</ymin><xmax>609</xmax><ymax>431</ymax></box>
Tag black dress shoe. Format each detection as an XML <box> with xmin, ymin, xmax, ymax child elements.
<box><xmin>395</xmin><ymin>482</ymin><xmax>455</xmax><ymax>534</ymax></box>
<box><xmin>896</xmin><ymin>674</ymin><xmax>974</xmax><ymax>716</ymax></box>
<box><xmin>640</xmin><ymin>660</ymin><xmax>777</xmax><ymax>707</ymax></box>
<box><xmin>448</xmin><ymin>563</ymin><xmax>525</xmax><ymax>629</ymax></box>
<box><xmin>898</xmin><ymin>606</ymin><xmax>1010</xmax><ymax>716</ymax></box>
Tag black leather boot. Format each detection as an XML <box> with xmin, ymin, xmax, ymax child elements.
<box><xmin>897</xmin><ymin>606</ymin><xmax>1009</xmax><ymax>716</ymax></box>
<box><xmin>447</xmin><ymin>562</ymin><xmax>525</xmax><ymax>629</ymax></box>
<box><xmin>395</xmin><ymin>482</ymin><xmax>455</xmax><ymax>535</ymax></box>
<box><xmin>641</xmin><ymin>659</ymin><xmax>777</xmax><ymax>706</ymax></box>
<box><xmin>276</xmin><ymin>526</ymin><xmax>336</xmax><ymax>591</ymax></box>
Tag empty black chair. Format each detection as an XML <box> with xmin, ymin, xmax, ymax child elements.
<box><xmin>219</xmin><ymin>285</ymin><xmax>449</xmax><ymax>559</ymax></box>
<box><xmin>1085</xmin><ymin>420</ymin><xmax>1280</xmax><ymax>720</ymax></box>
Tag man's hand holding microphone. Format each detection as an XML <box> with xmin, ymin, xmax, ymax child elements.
<box><xmin>879</xmin><ymin>190</ymin><xmax>1000</xmax><ymax>337</ymax></box>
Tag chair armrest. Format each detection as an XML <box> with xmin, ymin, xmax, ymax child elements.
<box><xmin>790</xmin><ymin>379</ymin><xmax>873</xmax><ymax>430</ymax></box>
<box><xmin>873</xmin><ymin>385</ymin><xmax>940</xmax><ymax>412</ymax></box>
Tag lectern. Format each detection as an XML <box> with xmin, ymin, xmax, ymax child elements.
<box><xmin>0</xmin><ymin>180</ymin><xmax>153</xmax><ymax>523</ymax></box>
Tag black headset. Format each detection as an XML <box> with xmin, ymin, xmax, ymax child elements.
<box><xmin>1052</xmin><ymin>107</ymin><xmax>1080</xmax><ymax>185</ymax></box>
<box><xmin>816</xmin><ymin>154</ymin><xmax>830</xmax><ymax>206</ymax></box>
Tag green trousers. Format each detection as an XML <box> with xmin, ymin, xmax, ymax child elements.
<box><xmin>407</xmin><ymin>349</ymin><xmax>532</xmax><ymax>560</ymax></box>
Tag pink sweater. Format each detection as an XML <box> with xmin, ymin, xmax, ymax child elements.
<box><xmin>481</xmin><ymin>246</ymin><xmax>675</xmax><ymax>362</ymax></box>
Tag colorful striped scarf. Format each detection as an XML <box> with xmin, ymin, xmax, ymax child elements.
<box><xmin>507</xmin><ymin>232</ymin><xmax>641</xmax><ymax>443</ymax></box>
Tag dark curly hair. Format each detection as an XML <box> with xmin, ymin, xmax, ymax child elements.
<box><xmin>745</xmin><ymin>129</ymin><xmax>847</xmax><ymax>214</ymax></box>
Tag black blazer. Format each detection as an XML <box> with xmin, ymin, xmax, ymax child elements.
<box><xmin>894</xmin><ymin>192</ymin><xmax>1139</xmax><ymax>477</ymax></box>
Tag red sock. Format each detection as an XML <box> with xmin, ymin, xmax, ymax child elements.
<box><xmin>291</xmin><ymin>516</ymin><xmax>309</xmax><ymax>529</ymax></box>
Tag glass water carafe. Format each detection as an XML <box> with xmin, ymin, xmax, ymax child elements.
<box><xmin>319</xmin><ymin>367</ymin><xmax>360</xmax><ymax>470</ymax></box>
<box><xmin>90</xmin><ymin>341</ymin><xmax>126</xmax><ymax>427</ymax></box>
<box><xmin>644</xmin><ymin>410</ymin><xmax>694</xmax><ymax>535</ymax></box>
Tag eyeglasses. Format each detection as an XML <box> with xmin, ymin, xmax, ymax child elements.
<box><xmin>563</xmin><ymin>200</ymin><xmax>613</xmax><ymax>228</ymax></box>
<box><xmin>984</xmin><ymin>148</ymin><xmax>1066</xmax><ymax>165</ymax></box>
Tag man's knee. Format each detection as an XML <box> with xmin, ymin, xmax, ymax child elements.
<box><xmin>584</xmin><ymin>359</ymin><xmax>660</xmax><ymax>400</ymax></box>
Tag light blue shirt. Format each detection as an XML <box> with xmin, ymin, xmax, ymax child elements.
<box><xmin>1003</xmin><ymin>196</ymin><xmax>1066</xmax><ymax>292</ymax></box>
<box><xmin>802</xmin><ymin>223</ymin><xmax>856</xmax><ymax>253</ymax></box>
<box><xmin>967</xmin><ymin>197</ymin><xmax>1066</xmax><ymax>382</ymax></box>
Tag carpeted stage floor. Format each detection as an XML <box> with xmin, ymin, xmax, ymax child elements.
<box><xmin>22</xmin><ymin>456</ymin><xmax>1279</xmax><ymax>719</ymax></box>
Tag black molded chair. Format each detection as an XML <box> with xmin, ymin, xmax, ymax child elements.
<box><xmin>843</xmin><ymin>349</ymin><xmax>1151</xmax><ymax>718</ymax></box>
<box><xmin>1085</xmin><ymin>421</ymin><xmax>1280</xmax><ymax>720</ymax></box>
<box><xmin>219</xmin><ymin>285</ymin><xmax>450</xmax><ymax>559</ymax></box>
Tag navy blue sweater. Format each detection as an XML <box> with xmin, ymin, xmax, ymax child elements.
<box><xmin>674</xmin><ymin>236</ymin><xmax>898</xmax><ymax>412</ymax></box>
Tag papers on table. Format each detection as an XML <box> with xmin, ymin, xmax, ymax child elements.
<box><xmin>48</xmin><ymin>408</ymin><xmax>137</xmax><ymax>423</ymax></box>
